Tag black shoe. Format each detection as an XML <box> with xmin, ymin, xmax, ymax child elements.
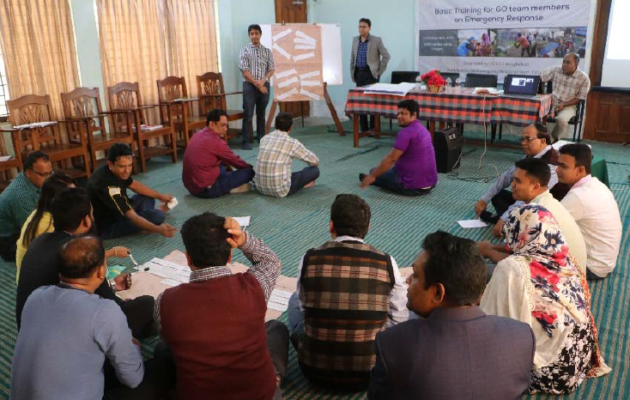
<box><xmin>479</xmin><ymin>211</ymin><xmax>499</xmax><ymax>224</ymax></box>
<box><xmin>242</xmin><ymin>142</ymin><xmax>252</xmax><ymax>150</ymax></box>
<box><xmin>359</xmin><ymin>173</ymin><xmax>367</xmax><ymax>182</ymax></box>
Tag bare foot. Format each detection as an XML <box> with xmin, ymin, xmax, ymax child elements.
<box><xmin>304</xmin><ymin>180</ymin><xmax>316</xmax><ymax>189</ymax></box>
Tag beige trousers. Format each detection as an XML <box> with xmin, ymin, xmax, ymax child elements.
<box><xmin>551</xmin><ymin>104</ymin><xmax>577</xmax><ymax>140</ymax></box>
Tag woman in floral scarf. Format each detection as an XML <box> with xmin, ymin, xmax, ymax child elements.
<box><xmin>480</xmin><ymin>204</ymin><xmax>610</xmax><ymax>394</ymax></box>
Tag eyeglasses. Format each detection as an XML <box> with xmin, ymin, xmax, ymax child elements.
<box><xmin>521</xmin><ymin>136</ymin><xmax>539</xmax><ymax>143</ymax></box>
<box><xmin>31</xmin><ymin>170</ymin><xmax>54</xmax><ymax>178</ymax></box>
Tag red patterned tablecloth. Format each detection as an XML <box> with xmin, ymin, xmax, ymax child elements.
<box><xmin>345</xmin><ymin>87</ymin><xmax>553</xmax><ymax>127</ymax></box>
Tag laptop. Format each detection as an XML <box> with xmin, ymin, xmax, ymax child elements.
<box><xmin>503</xmin><ymin>75</ymin><xmax>541</xmax><ymax>98</ymax></box>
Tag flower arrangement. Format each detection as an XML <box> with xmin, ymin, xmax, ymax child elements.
<box><xmin>420</xmin><ymin>70</ymin><xmax>446</xmax><ymax>93</ymax></box>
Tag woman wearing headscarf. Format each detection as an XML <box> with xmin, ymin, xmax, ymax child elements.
<box><xmin>480</xmin><ymin>33</ymin><xmax>493</xmax><ymax>56</ymax></box>
<box><xmin>480</xmin><ymin>204</ymin><xmax>610</xmax><ymax>394</ymax></box>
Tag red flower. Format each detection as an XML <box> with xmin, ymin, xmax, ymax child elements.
<box><xmin>532</xmin><ymin>310</ymin><xmax>557</xmax><ymax>325</ymax></box>
<box><xmin>421</xmin><ymin>70</ymin><xmax>443</xmax><ymax>85</ymax></box>
<box><xmin>530</xmin><ymin>259</ymin><xmax>560</xmax><ymax>288</ymax></box>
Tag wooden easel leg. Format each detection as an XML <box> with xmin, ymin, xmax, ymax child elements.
<box><xmin>324</xmin><ymin>83</ymin><xmax>345</xmax><ymax>136</ymax></box>
<box><xmin>265</xmin><ymin>101</ymin><xmax>278</xmax><ymax>134</ymax></box>
<box><xmin>353</xmin><ymin>114</ymin><xmax>360</xmax><ymax>148</ymax></box>
<box><xmin>375</xmin><ymin>116</ymin><xmax>381</xmax><ymax>140</ymax></box>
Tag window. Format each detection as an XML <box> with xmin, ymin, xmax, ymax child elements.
<box><xmin>0</xmin><ymin>47</ymin><xmax>9</xmax><ymax>119</ymax></box>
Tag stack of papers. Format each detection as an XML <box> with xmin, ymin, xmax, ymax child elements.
<box><xmin>364</xmin><ymin>83</ymin><xmax>416</xmax><ymax>97</ymax></box>
<box><xmin>0</xmin><ymin>155</ymin><xmax>12</xmax><ymax>162</ymax></box>
<box><xmin>13</xmin><ymin>121</ymin><xmax>57</xmax><ymax>130</ymax></box>
<box><xmin>268</xmin><ymin>289</ymin><xmax>292</xmax><ymax>312</ymax></box>
<box><xmin>457</xmin><ymin>219</ymin><xmax>488</xmax><ymax>229</ymax></box>
<box><xmin>142</xmin><ymin>258</ymin><xmax>190</xmax><ymax>285</ymax></box>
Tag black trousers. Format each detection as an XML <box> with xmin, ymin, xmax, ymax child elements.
<box><xmin>119</xmin><ymin>295</ymin><xmax>157</xmax><ymax>339</ymax></box>
<box><xmin>354</xmin><ymin>68</ymin><xmax>379</xmax><ymax>132</ymax></box>
<box><xmin>491</xmin><ymin>189</ymin><xmax>516</xmax><ymax>218</ymax></box>
<box><xmin>0</xmin><ymin>233</ymin><xmax>18</xmax><ymax>262</ymax></box>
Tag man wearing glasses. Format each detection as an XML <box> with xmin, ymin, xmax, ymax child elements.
<box><xmin>474</xmin><ymin>123</ymin><xmax>570</xmax><ymax>237</ymax></box>
<box><xmin>0</xmin><ymin>151</ymin><xmax>52</xmax><ymax>261</ymax></box>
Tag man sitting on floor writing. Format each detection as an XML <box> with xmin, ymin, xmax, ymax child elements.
<box><xmin>16</xmin><ymin>188</ymin><xmax>156</xmax><ymax>339</ymax></box>
<box><xmin>478</xmin><ymin>158</ymin><xmax>587</xmax><ymax>276</ymax></box>
<box><xmin>557</xmin><ymin>144</ymin><xmax>622</xmax><ymax>280</ymax></box>
<box><xmin>155</xmin><ymin>213</ymin><xmax>289</xmax><ymax>400</ymax></box>
<box><xmin>0</xmin><ymin>151</ymin><xmax>52</xmax><ymax>261</ymax></box>
<box><xmin>87</xmin><ymin>143</ymin><xmax>176</xmax><ymax>240</ymax></box>
<box><xmin>183</xmin><ymin>109</ymin><xmax>255</xmax><ymax>198</ymax></box>
<box><xmin>359</xmin><ymin>100</ymin><xmax>438</xmax><ymax>196</ymax></box>
<box><xmin>368</xmin><ymin>231</ymin><xmax>534</xmax><ymax>400</ymax></box>
<box><xmin>288</xmin><ymin>194</ymin><xmax>408</xmax><ymax>389</ymax></box>
<box><xmin>255</xmin><ymin>112</ymin><xmax>320</xmax><ymax>197</ymax></box>
<box><xmin>475</xmin><ymin>123</ymin><xmax>570</xmax><ymax>237</ymax></box>
<box><xmin>12</xmin><ymin>236</ymin><xmax>173</xmax><ymax>400</ymax></box>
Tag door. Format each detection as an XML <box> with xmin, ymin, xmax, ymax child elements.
<box><xmin>274</xmin><ymin>0</ymin><xmax>310</xmax><ymax>118</ymax></box>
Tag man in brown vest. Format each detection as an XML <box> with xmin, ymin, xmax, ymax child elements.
<box><xmin>287</xmin><ymin>194</ymin><xmax>408</xmax><ymax>389</ymax></box>
<box><xmin>155</xmin><ymin>213</ymin><xmax>289</xmax><ymax>400</ymax></box>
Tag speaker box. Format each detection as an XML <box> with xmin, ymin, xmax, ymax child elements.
<box><xmin>434</xmin><ymin>126</ymin><xmax>463</xmax><ymax>173</ymax></box>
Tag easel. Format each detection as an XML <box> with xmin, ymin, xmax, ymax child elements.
<box><xmin>265</xmin><ymin>82</ymin><xmax>345</xmax><ymax>136</ymax></box>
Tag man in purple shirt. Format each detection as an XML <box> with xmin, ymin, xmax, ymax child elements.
<box><xmin>360</xmin><ymin>100</ymin><xmax>438</xmax><ymax>196</ymax></box>
<box><xmin>183</xmin><ymin>109</ymin><xmax>255</xmax><ymax>198</ymax></box>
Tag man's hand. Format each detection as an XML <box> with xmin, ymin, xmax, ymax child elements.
<box><xmin>132</xmin><ymin>338</ymin><xmax>141</xmax><ymax>350</ymax></box>
<box><xmin>474</xmin><ymin>200</ymin><xmax>487</xmax><ymax>216</ymax></box>
<box><xmin>157</xmin><ymin>193</ymin><xmax>174</xmax><ymax>203</ymax></box>
<box><xmin>114</xmin><ymin>272</ymin><xmax>132</xmax><ymax>291</ymax></box>
<box><xmin>556</xmin><ymin>102</ymin><xmax>565</xmax><ymax>112</ymax></box>
<box><xmin>225</xmin><ymin>217</ymin><xmax>247</xmax><ymax>248</ymax></box>
<box><xmin>157</xmin><ymin>223</ymin><xmax>177</xmax><ymax>238</ymax></box>
<box><xmin>477</xmin><ymin>240</ymin><xmax>493</xmax><ymax>258</ymax></box>
<box><xmin>360</xmin><ymin>175</ymin><xmax>376</xmax><ymax>189</ymax></box>
<box><xmin>492</xmin><ymin>220</ymin><xmax>504</xmax><ymax>239</ymax></box>
<box><xmin>258</xmin><ymin>83</ymin><xmax>269</xmax><ymax>94</ymax></box>
<box><xmin>108</xmin><ymin>246</ymin><xmax>130</xmax><ymax>259</ymax></box>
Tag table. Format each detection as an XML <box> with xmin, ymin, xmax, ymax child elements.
<box><xmin>344</xmin><ymin>87</ymin><xmax>554</xmax><ymax>147</ymax></box>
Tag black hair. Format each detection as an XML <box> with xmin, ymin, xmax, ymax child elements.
<box><xmin>517</xmin><ymin>33</ymin><xmax>522</xmax><ymax>38</ymax></box>
<box><xmin>59</xmin><ymin>235</ymin><xmax>105</xmax><ymax>279</ymax></box>
<box><xmin>559</xmin><ymin>143</ymin><xmax>592</xmax><ymax>174</ymax></box>
<box><xmin>107</xmin><ymin>143</ymin><xmax>133</xmax><ymax>163</ymax></box>
<box><xmin>248</xmin><ymin>24</ymin><xmax>262</xmax><ymax>34</ymax></box>
<box><xmin>330</xmin><ymin>194</ymin><xmax>371</xmax><ymax>239</ymax></box>
<box><xmin>275</xmin><ymin>112</ymin><xmax>293</xmax><ymax>132</ymax></box>
<box><xmin>359</xmin><ymin>18</ymin><xmax>371</xmax><ymax>28</ymax></box>
<box><xmin>181</xmin><ymin>212</ymin><xmax>231</xmax><ymax>268</ymax></box>
<box><xmin>531</xmin><ymin>122</ymin><xmax>551</xmax><ymax>145</ymax></box>
<box><xmin>515</xmin><ymin>158</ymin><xmax>551</xmax><ymax>186</ymax></box>
<box><xmin>24</xmin><ymin>151</ymin><xmax>49</xmax><ymax>170</ymax></box>
<box><xmin>422</xmin><ymin>231</ymin><xmax>486</xmax><ymax>306</ymax></box>
<box><xmin>50</xmin><ymin>188</ymin><xmax>92</xmax><ymax>233</ymax></box>
<box><xmin>22</xmin><ymin>173</ymin><xmax>75</xmax><ymax>247</ymax></box>
<box><xmin>207</xmin><ymin>108</ymin><xmax>228</xmax><ymax>125</ymax></box>
<box><xmin>397</xmin><ymin>99</ymin><xmax>420</xmax><ymax>119</ymax></box>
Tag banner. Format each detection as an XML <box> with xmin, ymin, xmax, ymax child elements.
<box><xmin>416</xmin><ymin>0</ymin><xmax>592</xmax><ymax>78</ymax></box>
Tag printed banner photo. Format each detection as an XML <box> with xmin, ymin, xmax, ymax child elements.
<box><xmin>416</xmin><ymin>0</ymin><xmax>592</xmax><ymax>77</ymax></box>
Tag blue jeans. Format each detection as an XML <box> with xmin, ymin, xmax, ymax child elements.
<box><xmin>372</xmin><ymin>168</ymin><xmax>434</xmax><ymax>196</ymax></box>
<box><xmin>287</xmin><ymin>292</ymin><xmax>305</xmax><ymax>350</ymax></box>
<box><xmin>288</xmin><ymin>166</ymin><xmax>320</xmax><ymax>196</ymax></box>
<box><xmin>101</xmin><ymin>195</ymin><xmax>166</xmax><ymax>240</ymax></box>
<box><xmin>242</xmin><ymin>81</ymin><xmax>270</xmax><ymax>144</ymax></box>
<box><xmin>195</xmin><ymin>166</ymin><xmax>255</xmax><ymax>199</ymax></box>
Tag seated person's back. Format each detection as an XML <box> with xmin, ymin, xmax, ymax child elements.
<box><xmin>291</xmin><ymin>194</ymin><xmax>408</xmax><ymax>389</ymax></box>
<box><xmin>368</xmin><ymin>231</ymin><xmax>534</xmax><ymax>400</ymax></box>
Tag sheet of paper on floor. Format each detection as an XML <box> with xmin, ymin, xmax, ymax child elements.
<box><xmin>457</xmin><ymin>219</ymin><xmax>488</xmax><ymax>229</ymax></box>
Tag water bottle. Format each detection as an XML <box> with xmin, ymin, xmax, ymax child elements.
<box><xmin>445</xmin><ymin>78</ymin><xmax>452</xmax><ymax>94</ymax></box>
<box><xmin>415</xmin><ymin>74</ymin><xmax>422</xmax><ymax>92</ymax></box>
<box><xmin>455</xmin><ymin>77</ymin><xmax>461</xmax><ymax>93</ymax></box>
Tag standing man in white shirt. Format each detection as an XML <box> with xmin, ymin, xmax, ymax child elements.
<box><xmin>540</xmin><ymin>53</ymin><xmax>590</xmax><ymax>141</ymax></box>
<box><xmin>557</xmin><ymin>144</ymin><xmax>622</xmax><ymax>280</ymax></box>
<box><xmin>238</xmin><ymin>24</ymin><xmax>275</xmax><ymax>150</ymax></box>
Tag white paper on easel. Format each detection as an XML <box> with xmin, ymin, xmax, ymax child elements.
<box><xmin>278</xmin><ymin>77</ymin><xmax>299</xmax><ymax>88</ymax></box>
<box><xmin>272</xmin><ymin>43</ymin><xmax>291</xmax><ymax>60</ymax></box>
<box><xmin>294</xmin><ymin>52</ymin><xmax>315</xmax><ymax>61</ymax></box>
<box><xmin>276</xmin><ymin>68</ymin><xmax>297</xmax><ymax>79</ymax></box>
<box><xmin>273</xmin><ymin>28</ymin><xmax>292</xmax><ymax>41</ymax></box>
<box><xmin>277</xmin><ymin>88</ymin><xmax>298</xmax><ymax>100</ymax></box>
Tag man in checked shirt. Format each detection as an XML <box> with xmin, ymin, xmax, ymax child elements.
<box><xmin>239</xmin><ymin>24</ymin><xmax>275</xmax><ymax>150</ymax></box>
<box><xmin>154</xmin><ymin>213</ymin><xmax>289</xmax><ymax>400</ymax></box>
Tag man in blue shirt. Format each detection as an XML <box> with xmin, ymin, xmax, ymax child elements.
<box><xmin>457</xmin><ymin>37</ymin><xmax>476</xmax><ymax>56</ymax></box>
<box><xmin>11</xmin><ymin>235</ymin><xmax>173</xmax><ymax>400</ymax></box>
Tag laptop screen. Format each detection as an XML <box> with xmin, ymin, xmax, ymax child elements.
<box><xmin>505</xmin><ymin>75</ymin><xmax>540</xmax><ymax>95</ymax></box>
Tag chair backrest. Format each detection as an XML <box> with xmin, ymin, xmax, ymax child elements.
<box><xmin>108</xmin><ymin>82</ymin><xmax>146</xmax><ymax>130</ymax></box>
<box><xmin>156</xmin><ymin>76</ymin><xmax>190</xmax><ymax>122</ymax></box>
<box><xmin>391</xmin><ymin>71</ymin><xmax>420</xmax><ymax>84</ymax></box>
<box><xmin>464</xmin><ymin>73</ymin><xmax>498</xmax><ymax>88</ymax></box>
<box><xmin>7</xmin><ymin>94</ymin><xmax>61</xmax><ymax>152</ymax></box>
<box><xmin>60</xmin><ymin>87</ymin><xmax>106</xmax><ymax>140</ymax></box>
<box><xmin>197</xmin><ymin>72</ymin><xmax>226</xmax><ymax>117</ymax></box>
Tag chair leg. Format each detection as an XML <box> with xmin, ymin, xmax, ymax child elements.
<box><xmin>491</xmin><ymin>124</ymin><xmax>497</xmax><ymax>143</ymax></box>
<box><xmin>170</xmin><ymin>131</ymin><xmax>177</xmax><ymax>164</ymax></box>
<box><xmin>138</xmin><ymin>138</ymin><xmax>147</xmax><ymax>173</ymax></box>
<box><xmin>499</xmin><ymin>124</ymin><xmax>503</xmax><ymax>140</ymax></box>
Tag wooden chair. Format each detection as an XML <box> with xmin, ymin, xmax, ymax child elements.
<box><xmin>0</xmin><ymin>128</ymin><xmax>22</xmax><ymax>193</ymax></box>
<box><xmin>108</xmin><ymin>82</ymin><xmax>177</xmax><ymax>172</ymax></box>
<box><xmin>156</xmin><ymin>76</ymin><xmax>206</xmax><ymax>148</ymax></box>
<box><xmin>197</xmin><ymin>72</ymin><xmax>250</xmax><ymax>143</ymax></box>
<box><xmin>6</xmin><ymin>94</ymin><xmax>90</xmax><ymax>179</ymax></box>
<box><xmin>60</xmin><ymin>87</ymin><xmax>136</xmax><ymax>171</ymax></box>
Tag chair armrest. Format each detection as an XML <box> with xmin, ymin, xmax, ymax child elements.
<box><xmin>101</xmin><ymin>110</ymin><xmax>134</xmax><ymax>115</ymax></box>
<box><xmin>200</xmin><ymin>91</ymin><xmax>243</xmax><ymax>98</ymax></box>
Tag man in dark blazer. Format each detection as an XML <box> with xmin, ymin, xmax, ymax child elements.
<box><xmin>350</xmin><ymin>18</ymin><xmax>390</xmax><ymax>133</ymax></box>
<box><xmin>368</xmin><ymin>231</ymin><xmax>535</xmax><ymax>400</ymax></box>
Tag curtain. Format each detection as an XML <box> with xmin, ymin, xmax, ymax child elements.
<box><xmin>96</xmin><ymin>0</ymin><xmax>169</xmax><ymax>123</ymax></box>
<box><xmin>0</xmin><ymin>0</ymin><xmax>80</xmax><ymax>119</ymax></box>
<box><xmin>163</xmin><ymin>0</ymin><xmax>219</xmax><ymax>97</ymax></box>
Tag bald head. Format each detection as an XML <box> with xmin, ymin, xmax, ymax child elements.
<box><xmin>59</xmin><ymin>236</ymin><xmax>105</xmax><ymax>279</ymax></box>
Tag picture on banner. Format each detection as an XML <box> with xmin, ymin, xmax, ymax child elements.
<box><xmin>416</xmin><ymin>0</ymin><xmax>592</xmax><ymax>76</ymax></box>
<box><xmin>270</xmin><ymin>24</ymin><xmax>324</xmax><ymax>102</ymax></box>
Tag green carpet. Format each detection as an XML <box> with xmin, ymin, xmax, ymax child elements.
<box><xmin>1</xmin><ymin>122</ymin><xmax>629</xmax><ymax>399</ymax></box>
